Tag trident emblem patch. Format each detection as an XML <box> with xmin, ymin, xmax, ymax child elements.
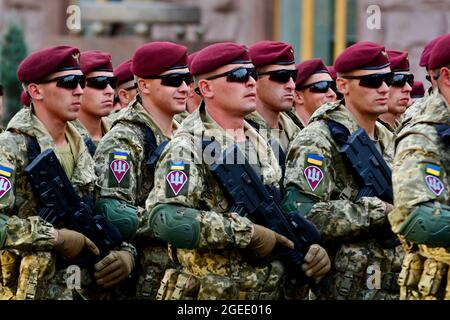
<box><xmin>110</xmin><ymin>159</ymin><xmax>130</xmax><ymax>183</ymax></box>
<box><xmin>425</xmin><ymin>175</ymin><xmax>444</xmax><ymax>196</ymax></box>
<box><xmin>0</xmin><ymin>176</ymin><xmax>12</xmax><ymax>199</ymax></box>
<box><xmin>166</xmin><ymin>170</ymin><xmax>188</xmax><ymax>196</ymax></box>
<box><xmin>304</xmin><ymin>166</ymin><xmax>324</xmax><ymax>192</ymax></box>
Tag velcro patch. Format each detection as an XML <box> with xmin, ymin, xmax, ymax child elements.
<box><xmin>110</xmin><ymin>159</ymin><xmax>130</xmax><ymax>183</ymax></box>
<box><xmin>165</xmin><ymin>162</ymin><xmax>190</xmax><ymax>198</ymax></box>
<box><xmin>425</xmin><ymin>175</ymin><xmax>444</xmax><ymax>196</ymax></box>
<box><xmin>0</xmin><ymin>176</ymin><xmax>12</xmax><ymax>199</ymax></box>
<box><xmin>306</xmin><ymin>154</ymin><xmax>324</xmax><ymax>167</ymax></box>
<box><xmin>0</xmin><ymin>165</ymin><xmax>13</xmax><ymax>178</ymax></box>
<box><xmin>304</xmin><ymin>165</ymin><xmax>324</xmax><ymax>192</ymax></box>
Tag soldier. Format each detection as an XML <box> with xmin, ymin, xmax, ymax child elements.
<box><xmin>110</xmin><ymin>59</ymin><xmax>137</xmax><ymax>117</ymax></box>
<box><xmin>389</xmin><ymin>34</ymin><xmax>450</xmax><ymax>300</ymax></box>
<box><xmin>287</xmin><ymin>58</ymin><xmax>337</xmax><ymax>130</ymax></box>
<box><xmin>0</xmin><ymin>45</ymin><xmax>104</xmax><ymax>300</ymax></box>
<box><xmin>245</xmin><ymin>41</ymin><xmax>300</xmax><ymax>158</ymax></box>
<box><xmin>145</xmin><ymin>42</ymin><xmax>330</xmax><ymax>300</ymax></box>
<box><xmin>71</xmin><ymin>50</ymin><xmax>115</xmax><ymax>156</ymax></box>
<box><xmin>282</xmin><ymin>41</ymin><xmax>404</xmax><ymax>300</ymax></box>
<box><xmin>379</xmin><ymin>50</ymin><xmax>413</xmax><ymax>131</ymax></box>
<box><xmin>174</xmin><ymin>51</ymin><xmax>201</xmax><ymax>124</ymax></box>
<box><xmin>0</xmin><ymin>84</ymin><xmax>3</xmax><ymax>125</ymax></box>
<box><xmin>327</xmin><ymin>65</ymin><xmax>344</xmax><ymax>100</ymax></box>
<box><xmin>94</xmin><ymin>41</ymin><xmax>190</xmax><ymax>299</ymax></box>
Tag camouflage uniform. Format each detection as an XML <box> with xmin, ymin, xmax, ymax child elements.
<box><xmin>283</xmin><ymin>102</ymin><xmax>404</xmax><ymax>300</ymax></box>
<box><xmin>244</xmin><ymin>111</ymin><xmax>300</xmax><ymax>155</ymax></box>
<box><xmin>145</xmin><ymin>103</ymin><xmax>288</xmax><ymax>300</ymax></box>
<box><xmin>71</xmin><ymin>118</ymin><xmax>112</xmax><ymax>146</ymax></box>
<box><xmin>173</xmin><ymin>111</ymin><xmax>190</xmax><ymax>124</ymax></box>
<box><xmin>285</xmin><ymin>109</ymin><xmax>306</xmax><ymax>131</ymax></box>
<box><xmin>94</xmin><ymin>95</ymin><xmax>179</xmax><ymax>299</ymax></box>
<box><xmin>389</xmin><ymin>92</ymin><xmax>450</xmax><ymax>300</ymax></box>
<box><xmin>0</xmin><ymin>107</ymin><xmax>98</xmax><ymax>300</ymax></box>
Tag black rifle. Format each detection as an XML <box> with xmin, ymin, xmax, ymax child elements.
<box><xmin>209</xmin><ymin>143</ymin><xmax>321</xmax><ymax>274</ymax></box>
<box><xmin>327</xmin><ymin>120</ymin><xmax>393</xmax><ymax>203</ymax></box>
<box><xmin>24</xmin><ymin>149</ymin><xmax>123</xmax><ymax>265</ymax></box>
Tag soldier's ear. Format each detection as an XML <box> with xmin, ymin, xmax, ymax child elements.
<box><xmin>336</xmin><ymin>78</ymin><xmax>349</xmax><ymax>95</ymax></box>
<box><xmin>27</xmin><ymin>84</ymin><xmax>44</xmax><ymax>101</ymax></box>
<box><xmin>137</xmin><ymin>78</ymin><xmax>150</xmax><ymax>94</ymax></box>
<box><xmin>294</xmin><ymin>90</ymin><xmax>304</xmax><ymax>106</ymax></box>
<box><xmin>198</xmin><ymin>79</ymin><xmax>214</xmax><ymax>99</ymax></box>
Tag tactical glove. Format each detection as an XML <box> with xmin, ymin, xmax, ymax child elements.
<box><xmin>248</xmin><ymin>224</ymin><xmax>294</xmax><ymax>258</ymax></box>
<box><xmin>53</xmin><ymin>228</ymin><xmax>100</xmax><ymax>260</ymax></box>
<box><xmin>94</xmin><ymin>250</ymin><xmax>135</xmax><ymax>288</ymax></box>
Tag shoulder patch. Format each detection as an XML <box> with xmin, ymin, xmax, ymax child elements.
<box><xmin>304</xmin><ymin>166</ymin><xmax>324</xmax><ymax>192</ymax></box>
<box><xmin>0</xmin><ymin>165</ymin><xmax>13</xmax><ymax>178</ymax></box>
<box><xmin>108</xmin><ymin>151</ymin><xmax>131</xmax><ymax>187</ymax></box>
<box><xmin>306</xmin><ymin>154</ymin><xmax>324</xmax><ymax>167</ymax></box>
<box><xmin>165</xmin><ymin>162</ymin><xmax>189</xmax><ymax>197</ymax></box>
<box><xmin>425</xmin><ymin>175</ymin><xmax>444</xmax><ymax>196</ymax></box>
<box><xmin>0</xmin><ymin>176</ymin><xmax>12</xmax><ymax>199</ymax></box>
<box><xmin>425</xmin><ymin>164</ymin><xmax>441</xmax><ymax>177</ymax></box>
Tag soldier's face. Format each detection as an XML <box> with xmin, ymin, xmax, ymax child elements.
<box><xmin>81</xmin><ymin>71</ymin><xmax>115</xmax><ymax>118</ymax></box>
<box><xmin>256</xmin><ymin>64</ymin><xmax>296</xmax><ymax>112</ymax></box>
<box><xmin>295</xmin><ymin>73</ymin><xmax>337</xmax><ymax>113</ymax></box>
<box><xmin>145</xmin><ymin>67</ymin><xmax>190</xmax><ymax>115</ymax></box>
<box><xmin>338</xmin><ymin>67</ymin><xmax>391</xmax><ymax>117</ymax></box>
<box><xmin>387</xmin><ymin>72</ymin><xmax>412</xmax><ymax>115</ymax></box>
<box><xmin>202</xmin><ymin>63</ymin><xmax>257</xmax><ymax>117</ymax></box>
<box><xmin>33</xmin><ymin>70</ymin><xmax>84</xmax><ymax>122</ymax></box>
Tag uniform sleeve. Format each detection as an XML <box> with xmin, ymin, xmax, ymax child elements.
<box><xmin>283</xmin><ymin>123</ymin><xmax>387</xmax><ymax>242</ymax></box>
<box><xmin>0</xmin><ymin>132</ymin><xmax>56</xmax><ymax>251</ymax></box>
<box><xmin>143</xmin><ymin>136</ymin><xmax>253</xmax><ymax>249</ymax></box>
<box><xmin>389</xmin><ymin>127</ymin><xmax>448</xmax><ymax>232</ymax></box>
<box><xmin>94</xmin><ymin>124</ymin><xmax>144</xmax><ymax>205</ymax></box>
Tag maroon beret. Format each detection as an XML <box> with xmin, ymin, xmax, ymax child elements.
<box><xmin>17</xmin><ymin>45</ymin><xmax>80</xmax><ymax>84</ymax></box>
<box><xmin>114</xmin><ymin>59</ymin><xmax>133</xmax><ymax>86</ymax></box>
<box><xmin>387</xmin><ymin>49</ymin><xmax>410</xmax><ymax>72</ymax></box>
<box><xmin>411</xmin><ymin>81</ymin><xmax>425</xmax><ymax>98</ymax></box>
<box><xmin>429</xmin><ymin>34</ymin><xmax>450</xmax><ymax>70</ymax></box>
<box><xmin>295</xmin><ymin>58</ymin><xmax>329</xmax><ymax>87</ymax></box>
<box><xmin>80</xmin><ymin>50</ymin><xmax>113</xmax><ymax>75</ymax></box>
<box><xmin>132</xmin><ymin>41</ymin><xmax>188</xmax><ymax>78</ymax></box>
<box><xmin>419</xmin><ymin>34</ymin><xmax>446</xmax><ymax>68</ymax></box>
<box><xmin>20</xmin><ymin>90</ymin><xmax>31</xmax><ymax>106</ymax></box>
<box><xmin>187</xmin><ymin>51</ymin><xmax>198</xmax><ymax>70</ymax></box>
<box><xmin>190</xmin><ymin>42</ymin><xmax>251</xmax><ymax>76</ymax></box>
<box><xmin>327</xmin><ymin>66</ymin><xmax>337</xmax><ymax>81</ymax></box>
<box><xmin>249</xmin><ymin>41</ymin><xmax>295</xmax><ymax>67</ymax></box>
<box><xmin>334</xmin><ymin>41</ymin><xmax>390</xmax><ymax>73</ymax></box>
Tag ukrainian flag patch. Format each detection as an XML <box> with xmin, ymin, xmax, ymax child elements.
<box><xmin>307</xmin><ymin>154</ymin><xmax>324</xmax><ymax>166</ymax></box>
<box><xmin>0</xmin><ymin>165</ymin><xmax>13</xmax><ymax>178</ymax></box>
<box><xmin>426</xmin><ymin>164</ymin><xmax>441</xmax><ymax>177</ymax></box>
<box><xmin>114</xmin><ymin>151</ymin><xmax>128</xmax><ymax>160</ymax></box>
<box><xmin>170</xmin><ymin>161</ymin><xmax>185</xmax><ymax>170</ymax></box>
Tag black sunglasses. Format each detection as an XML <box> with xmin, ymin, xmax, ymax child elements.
<box><xmin>146</xmin><ymin>72</ymin><xmax>193</xmax><ymax>87</ymax></box>
<box><xmin>258</xmin><ymin>69</ymin><xmax>297</xmax><ymax>84</ymax></box>
<box><xmin>391</xmin><ymin>74</ymin><xmax>414</xmax><ymax>88</ymax></box>
<box><xmin>86</xmin><ymin>76</ymin><xmax>118</xmax><ymax>90</ymax></box>
<box><xmin>206</xmin><ymin>67</ymin><xmax>258</xmax><ymax>83</ymax></box>
<box><xmin>38</xmin><ymin>74</ymin><xmax>86</xmax><ymax>90</ymax></box>
<box><xmin>296</xmin><ymin>80</ymin><xmax>337</xmax><ymax>93</ymax></box>
<box><xmin>341</xmin><ymin>72</ymin><xmax>394</xmax><ymax>89</ymax></box>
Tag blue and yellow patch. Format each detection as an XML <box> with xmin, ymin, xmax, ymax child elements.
<box><xmin>0</xmin><ymin>165</ymin><xmax>13</xmax><ymax>178</ymax></box>
<box><xmin>170</xmin><ymin>161</ymin><xmax>185</xmax><ymax>170</ymax></box>
<box><xmin>306</xmin><ymin>154</ymin><xmax>324</xmax><ymax>167</ymax></box>
<box><xmin>425</xmin><ymin>164</ymin><xmax>441</xmax><ymax>177</ymax></box>
<box><xmin>114</xmin><ymin>151</ymin><xmax>128</xmax><ymax>160</ymax></box>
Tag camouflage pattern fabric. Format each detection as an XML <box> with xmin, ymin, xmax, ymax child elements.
<box><xmin>71</xmin><ymin>117</ymin><xmax>112</xmax><ymax>143</ymax></box>
<box><xmin>244</xmin><ymin>110</ymin><xmax>300</xmax><ymax>154</ymax></box>
<box><xmin>284</xmin><ymin>109</ymin><xmax>306</xmax><ymax>131</ymax></box>
<box><xmin>173</xmin><ymin>111</ymin><xmax>190</xmax><ymax>124</ymax></box>
<box><xmin>94</xmin><ymin>95</ymin><xmax>179</xmax><ymax>300</ymax></box>
<box><xmin>0</xmin><ymin>107</ymin><xmax>98</xmax><ymax>299</ymax></box>
<box><xmin>283</xmin><ymin>101</ymin><xmax>404</xmax><ymax>300</ymax></box>
<box><xmin>144</xmin><ymin>102</ymin><xmax>287</xmax><ymax>300</ymax></box>
<box><xmin>390</xmin><ymin>92</ymin><xmax>450</xmax><ymax>300</ymax></box>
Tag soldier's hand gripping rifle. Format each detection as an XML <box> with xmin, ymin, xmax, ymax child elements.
<box><xmin>25</xmin><ymin>149</ymin><xmax>123</xmax><ymax>265</ymax></box>
<box><xmin>208</xmin><ymin>143</ymin><xmax>321</xmax><ymax>275</ymax></box>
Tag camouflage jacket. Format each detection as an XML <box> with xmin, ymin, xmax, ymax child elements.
<box><xmin>245</xmin><ymin>110</ymin><xmax>300</xmax><ymax>154</ymax></box>
<box><xmin>144</xmin><ymin>103</ymin><xmax>287</xmax><ymax>297</ymax></box>
<box><xmin>71</xmin><ymin>117</ymin><xmax>112</xmax><ymax>144</ymax></box>
<box><xmin>285</xmin><ymin>109</ymin><xmax>306</xmax><ymax>131</ymax></box>
<box><xmin>283</xmin><ymin>101</ymin><xmax>404</xmax><ymax>300</ymax></box>
<box><xmin>94</xmin><ymin>96</ymin><xmax>178</xmax><ymax>208</ymax></box>
<box><xmin>390</xmin><ymin>92</ymin><xmax>450</xmax><ymax>262</ymax></box>
<box><xmin>0</xmin><ymin>107</ymin><xmax>97</xmax><ymax>299</ymax></box>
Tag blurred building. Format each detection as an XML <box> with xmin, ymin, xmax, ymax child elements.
<box><xmin>0</xmin><ymin>0</ymin><xmax>449</xmax><ymax>87</ymax></box>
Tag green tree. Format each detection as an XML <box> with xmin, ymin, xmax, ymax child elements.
<box><xmin>0</xmin><ymin>23</ymin><xmax>27</xmax><ymax>126</ymax></box>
